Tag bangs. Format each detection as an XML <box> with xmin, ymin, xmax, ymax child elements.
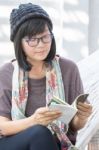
<box><xmin>19</xmin><ymin>18</ymin><xmax>50</xmax><ymax>38</ymax></box>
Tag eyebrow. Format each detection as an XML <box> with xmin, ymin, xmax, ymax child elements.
<box><xmin>31</xmin><ymin>31</ymin><xmax>50</xmax><ymax>38</ymax></box>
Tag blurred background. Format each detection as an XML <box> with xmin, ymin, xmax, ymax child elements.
<box><xmin>0</xmin><ymin>0</ymin><xmax>99</xmax><ymax>64</ymax></box>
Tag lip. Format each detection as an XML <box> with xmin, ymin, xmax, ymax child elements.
<box><xmin>36</xmin><ymin>51</ymin><xmax>45</xmax><ymax>53</ymax></box>
<box><xmin>35</xmin><ymin>51</ymin><xmax>46</xmax><ymax>54</ymax></box>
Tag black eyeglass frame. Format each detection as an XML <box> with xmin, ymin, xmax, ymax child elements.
<box><xmin>23</xmin><ymin>33</ymin><xmax>53</xmax><ymax>47</ymax></box>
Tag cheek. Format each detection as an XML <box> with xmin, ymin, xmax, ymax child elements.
<box><xmin>46</xmin><ymin>42</ymin><xmax>52</xmax><ymax>51</ymax></box>
<box><xmin>22</xmin><ymin>41</ymin><xmax>27</xmax><ymax>53</ymax></box>
<box><xmin>23</xmin><ymin>49</ymin><xmax>35</xmax><ymax>58</ymax></box>
<box><xmin>22</xmin><ymin>42</ymin><xmax>34</xmax><ymax>55</ymax></box>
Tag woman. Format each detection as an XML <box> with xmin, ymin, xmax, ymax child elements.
<box><xmin>0</xmin><ymin>3</ymin><xmax>92</xmax><ymax>150</ymax></box>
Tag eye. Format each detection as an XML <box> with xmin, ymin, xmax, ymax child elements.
<box><xmin>42</xmin><ymin>34</ymin><xmax>53</xmax><ymax>42</ymax></box>
<box><xmin>44</xmin><ymin>34</ymin><xmax>50</xmax><ymax>38</ymax></box>
<box><xmin>29</xmin><ymin>38</ymin><xmax>37</xmax><ymax>42</ymax></box>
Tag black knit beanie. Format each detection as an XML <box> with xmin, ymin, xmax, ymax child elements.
<box><xmin>10</xmin><ymin>3</ymin><xmax>53</xmax><ymax>41</ymax></box>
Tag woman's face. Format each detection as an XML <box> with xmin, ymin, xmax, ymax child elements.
<box><xmin>22</xmin><ymin>25</ymin><xmax>52</xmax><ymax>63</ymax></box>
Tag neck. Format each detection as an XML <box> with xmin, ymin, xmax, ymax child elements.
<box><xmin>27</xmin><ymin>57</ymin><xmax>44</xmax><ymax>68</ymax></box>
<box><xmin>27</xmin><ymin>58</ymin><xmax>46</xmax><ymax>79</ymax></box>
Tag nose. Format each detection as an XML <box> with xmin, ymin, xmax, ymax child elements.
<box><xmin>37</xmin><ymin>38</ymin><xmax>44</xmax><ymax>47</ymax></box>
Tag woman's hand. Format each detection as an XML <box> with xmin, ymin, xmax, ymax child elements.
<box><xmin>70</xmin><ymin>101</ymin><xmax>92</xmax><ymax>131</ymax></box>
<box><xmin>31</xmin><ymin>107</ymin><xmax>62</xmax><ymax>126</ymax></box>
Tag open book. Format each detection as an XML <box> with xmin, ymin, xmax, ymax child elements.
<box><xmin>48</xmin><ymin>94</ymin><xmax>88</xmax><ymax>125</ymax></box>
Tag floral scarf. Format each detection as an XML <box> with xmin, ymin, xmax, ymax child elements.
<box><xmin>11</xmin><ymin>56</ymin><xmax>78</xmax><ymax>150</ymax></box>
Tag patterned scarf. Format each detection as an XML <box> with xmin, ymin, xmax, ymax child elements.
<box><xmin>11</xmin><ymin>56</ymin><xmax>78</xmax><ymax>150</ymax></box>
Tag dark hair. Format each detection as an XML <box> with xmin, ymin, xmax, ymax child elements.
<box><xmin>14</xmin><ymin>18</ymin><xmax>56</xmax><ymax>71</ymax></box>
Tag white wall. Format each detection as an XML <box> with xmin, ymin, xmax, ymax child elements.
<box><xmin>89</xmin><ymin>0</ymin><xmax>99</xmax><ymax>54</ymax></box>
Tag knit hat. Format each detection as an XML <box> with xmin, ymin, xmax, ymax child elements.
<box><xmin>10</xmin><ymin>3</ymin><xmax>53</xmax><ymax>41</ymax></box>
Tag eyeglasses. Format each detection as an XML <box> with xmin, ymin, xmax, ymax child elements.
<box><xmin>23</xmin><ymin>34</ymin><xmax>53</xmax><ymax>47</ymax></box>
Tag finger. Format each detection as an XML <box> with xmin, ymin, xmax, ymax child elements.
<box><xmin>35</xmin><ymin>111</ymin><xmax>62</xmax><ymax>121</ymax></box>
<box><xmin>39</xmin><ymin>112</ymin><xmax>62</xmax><ymax>120</ymax></box>
<box><xmin>44</xmin><ymin>110</ymin><xmax>62</xmax><ymax>116</ymax></box>
<box><xmin>44</xmin><ymin>114</ymin><xmax>62</xmax><ymax>123</ymax></box>
<box><xmin>36</xmin><ymin>107</ymin><xmax>62</xmax><ymax>114</ymax></box>
<box><xmin>37</xmin><ymin>113</ymin><xmax>62</xmax><ymax>125</ymax></box>
<box><xmin>77</xmin><ymin>110</ymin><xmax>92</xmax><ymax>118</ymax></box>
<box><xmin>78</xmin><ymin>102</ymin><xmax>92</xmax><ymax>108</ymax></box>
<box><xmin>77</xmin><ymin>103</ymin><xmax>92</xmax><ymax>112</ymax></box>
<box><xmin>36</xmin><ymin>107</ymin><xmax>49</xmax><ymax>114</ymax></box>
<box><xmin>77</xmin><ymin>102</ymin><xmax>92</xmax><ymax>108</ymax></box>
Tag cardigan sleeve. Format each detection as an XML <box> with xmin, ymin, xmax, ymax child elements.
<box><xmin>0</xmin><ymin>63</ymin><xmax>13</xmax><ymax>119</ymax></box>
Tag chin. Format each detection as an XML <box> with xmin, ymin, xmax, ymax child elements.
<box><xmin>37</xmin><ymin>55</ymin><xmax>47</xmax><ymax>61</ymax></box>
<box><xmin>36</xmin><ymin>52</ymin><xmax>49</xmax><ymax>60</ymax></box>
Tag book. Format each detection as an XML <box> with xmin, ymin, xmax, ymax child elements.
<box><xmin>48</xmin><ymin>94</ymin><xmax>88</xmax><ymax>125</ymax></box>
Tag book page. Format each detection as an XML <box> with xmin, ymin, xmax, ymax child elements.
<box><xmin>76</xmin><ymin>50</ymin><xmax>99</xmax><ymax>149</ymax></box>
<box><xmin>49</xmin><ymin>103</ymin><xmax>77</xmax><ymax>124</ymax></box>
